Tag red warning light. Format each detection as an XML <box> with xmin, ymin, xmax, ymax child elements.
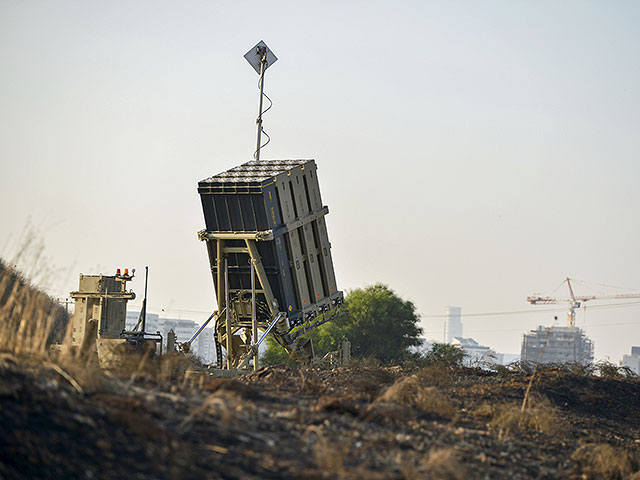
<box><xmin>116</xmin><ymin>268</ymin><xmax>121</xmax><ymax>275</ymax></box>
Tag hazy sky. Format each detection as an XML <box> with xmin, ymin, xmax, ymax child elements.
<box><xmin>2</xmin><ymin>0</ymin><xmax>639</xmax><ymax>361</ymax></box>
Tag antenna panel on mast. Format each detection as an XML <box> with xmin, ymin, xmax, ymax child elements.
<box><xmin>244</xmin><ymin>40</ymin><xmax>278</xmax><ymax>74</ymax></box>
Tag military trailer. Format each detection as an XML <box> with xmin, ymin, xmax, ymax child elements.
<box><xmin>66</xmin><ymin>269</ymin><xmax>162</xmax><ymax>367</ymax></box>
<box><xmin>197</xmin><ymin>159</ymin><xmax>343</xmax><ymax>369</ymax></box>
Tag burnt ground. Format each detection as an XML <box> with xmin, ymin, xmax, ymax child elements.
<box><xmin>1</xmin><ymin>354</ymin><xmax>640</xmax><ymax>480</ymax></box>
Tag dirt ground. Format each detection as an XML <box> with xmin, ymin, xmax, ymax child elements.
<box><xmin>2</xmin><ymin>354</ymin><xmax>640</xmax><ymax>480</ymax></box>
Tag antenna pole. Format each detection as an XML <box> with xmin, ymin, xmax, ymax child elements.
<box><xmin>141</xmin><ymin>266</ymin><xmax>148</xmax><ymax>333</ymax></box>
<box><xmin>254</xmin><ymin>46</ymin><xmax>267</xmax><ymax>162</ymax></box>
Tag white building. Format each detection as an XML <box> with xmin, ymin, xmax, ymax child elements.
<box><xmin>620</xmin><ymin>346</ymin><xmax>640</xmax><ymax>375</ymax></box>
<box><xmin>408</xmin><ymin>338</ymin><xmax>433</xmax><ymax>356</ymax></box>
<box><xmin>501</xmin><ymin>353</ymin><xmax>521</xmax><ymax>365</ymax></box>
<box><xmin>161</xmin><ymin>318</ymin><xmax>198</xmax><ymax>345</ymax></box>
<box><xmin>444</xmin><ymin>306</ymin><xmax>463</xmax><ymax>343</ymax></box>
<box><xmin>521</xmin><ymin>326</ymin><xmax>594</xmax><ymax>366</ymax></box>
<box><xmin>451</xmin><ymin>337</ymin><xmax>501</xmax><ymax>367</ymax></box>
<box><xmin>125</xmin><ymin>311</ymin><xmax>159</xmax><ymax>334</ymax></box>
<box><xmin>194</xmin><ymin>328</ymin><xmax>216</xmax><ymax>365</ymax></box>
<box><xmin>126</xmin><ymin>312</ymin><xmax>215</xmax><ymax>365</ymax></box>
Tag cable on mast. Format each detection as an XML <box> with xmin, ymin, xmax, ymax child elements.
<box><xmin>244</xmin><ymin>41</ymin><xmax>278</xmax><ymax>161</ymax></box>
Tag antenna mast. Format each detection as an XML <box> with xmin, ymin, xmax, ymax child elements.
<box><xmin>244</xmin><ymin>40</ymin><xmax>278</xmax><ymax>162</ymax></box>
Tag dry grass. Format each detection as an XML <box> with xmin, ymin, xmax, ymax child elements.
<box><xmin>0</xmin><ymin>265</ymin><xmax>189</xmax><ymax>398</ymax></box>
<box><xmin>570</xmin><ymin>443</ymin><xmax>634</xmax><ymax>479</ymax></box>
<box><xmin>595</xmin><ymin>361</ymin><xmax>638</xmax><ymax>379</ymax></box>
<box><xmin>399</xmin><ymin>448</ymin><xmax>465</xmax><ymax>480</ymax></box>
<box><xmin>0</xmin><ymin>258</ymin><xmax>69</xmax><ymax>356</ymax></box>
<box><xmin>314</xmin><ymin>435</ymin><xmax>346</xmax><ymax>476</ymax></box>
<box><xmin>0</xmin><ymin>253</ymin><xmax>108</xmax><ymax>391</ymax></box>
<box><xmin>362</xmin><ymin>401</ymin><xmax>417</xmax><ymax>424</ymax></box>
<box><xmin>349</xmin><ymin>356</ymin><xmax>384</xmax><ymax>368</ymax></box>
<box><xmin>298</xmin><ymin>368</ymin><xmax>326</xmax><ymax>394</ymax></box>
<box><xmin>377</xmin><ymin>375</ymin><xmax>456</xmax><ymax>419</ymax></box>
<box><xmin>177</xmin><ymin>391</ymin><xmax>236</xmax><ymax>432</ymax></box>
<box><xmin>473</xmin><ymin>402</ymin><xmax>495</xmax><ymax>419</ymax></box>
<box><xmin>314</xmin><ymin>394</ymin><xmax>360</xmax><ymax>415</ymax></box>
<box><xmin>179</xmin><ymin>379</ymin><xmax>260</xmax><ymax>433</ymax></box>
<box><xmin>488</xmin><ymin>394</ymin><xmax>561</xmax><ymax>439</ymax></box>
<box><xmin>416</xmin><ymin>364</ymin><xmax>453</xmax><ymax>386</ymax></box>
<box><xmin>55</xmin><ymin>354</ymin><xmax>107</xmax><ymax>393</ymax></box>
<box><xmin>0</xmin><ymin>240</ymin><xmax>201</xmax><ymax>394</ymax></box>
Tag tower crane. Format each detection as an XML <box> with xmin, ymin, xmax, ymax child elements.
<box><xmin>527</xmin><ymin>277</ymin><xmax>640</xmax><ymax>327</ymax></box>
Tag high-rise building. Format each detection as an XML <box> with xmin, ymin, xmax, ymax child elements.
<box><xmin>195</xmin><ymin>328</ymin><xmax>215</xmax><ymax>365</ymax></box>
<box><xmin>521</xmin><ymin>326</ymin><xmax>594</xmax><ymax>365</ymax></box>
<box><xmin>444</xmin><ymin>306</ymin><xmax>463</xmax><ymax>343</ymax></box>
<box><xmin>621</xmin><ymin>346</ymin><xmax>640</xmax><ymax>375</ymax></box>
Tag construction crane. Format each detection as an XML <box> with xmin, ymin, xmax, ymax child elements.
<box><xmin>527</xmin><ymin>277</ymin><xmax>640</xmax><ymax>327</ymax></box>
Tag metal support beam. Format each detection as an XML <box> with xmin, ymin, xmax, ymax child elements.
<box><xmin>280</xmin><ymin>206</ymin><xmax>329</xmax><ymax>234</ymax></box>
<box><xmin>69</xmin><ymin>292</ymin><xmax>135</xmax><ymax>300</ymax></box>
<box><xmin>251</xmin><ymin>260</ymin><xmax>258</xmax><ymax>371</ymax></box>
<box><xmin>224</xmin><ymin>258</ymin><xmax>232</xmax><ymax>369</ymax></box>
<box><xmin>199</xmin><ymin>230</ymin><xmax>274</xmax><ymax>242</ymax></box>
<box><xmin>187</xmin><ymin>309</ymin><xmax>221</xmax><ymax>344</ymax></box>
<box><xmin>236</xmin><ymin>313</ymin><xmax>283</xmax><ymax>370</ymax></box>
<box><xmin>228</xmin><ymin>288</ymin><xmax>265</xmax><ymax>294</ymax></box>
<box><xmin>223</xmin><ymin>247</ymin><xmax>250</xmax><ymax>254</ymax></box>
<box><xmin>216</xmin><ymin>240</ymin><xmax>225</xmax><ymax>313</ymax></box>
<box><xmin>245</xmin><ymin>239</ymin><xmax>278</xmax><ymax>315</ymax></box>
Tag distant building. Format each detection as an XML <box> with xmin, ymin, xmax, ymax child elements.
<box><xmin>620</xmin><ymin>346</ymin><xmax>640</xmax><ymax>375</ymax></box>
<box><xmin>194</xmin><ymin>328</ymin><xmax>215</xmax><ymax>365</ymax></box>
<box><xmin>452</xmin><ymin>337</ymin><xmax>501</xmax><ymax>367</ymax></box>
<box><xmin>444</xmin><ymin>306</ymin><xmax>463</xmax><ymax>343</ymax></box>
<box><xmin>521</xmin><ymin>326</ymin><xmax>594</xmax><ymax>366</ymax></box>
<box><xmin>125</xmin><ymin>311</ymin><xmax>159</xmax><ymax>334</ymax></box>
<box><xmin>408</xmin><ymin>338</ymin><xmax>433</xmax><ymax>356</ymax></box>
<box><xmin>161</xmin><ymin>318</ymin><xmax>198</xmax><ymax>345</ymax></box>
<box><xmin>500</xmin><ymin>353</ymin><xmax>521</xmax><ymax>365</ymax></box>
<box><xmin>126</xmin><ymin>312</ymin><xmax>215</xmax><ymax>365</ymax></box>
<box><xmin>162</xmin><ymin>318</ymin><xmax>216</xmax><ymax>365</ymax></box>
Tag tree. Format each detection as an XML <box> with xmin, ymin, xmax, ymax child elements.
<box><xmin>325</xmin><ymin>284</ymin><xmax>422</xmax><ymax>362</ymax></box>
<box><xmin>261</xmin><ymin>337</ymin><xmax>297</xmax><ymax>367</ymax></box>
<box><xmin>425</xmin><ymin>342</ymin><xmax>466</xmax><ymax>368</ymax></box>
<box><xmin>262</xmin><ymin>283</ymin><xmax>423</xmax><ymax>365</ymax></box>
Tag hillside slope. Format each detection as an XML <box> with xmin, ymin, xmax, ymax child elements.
<box><xmin>2</xmin><ymin>357</ymin><xmax>640</xmax><ymax>480</ymax></box>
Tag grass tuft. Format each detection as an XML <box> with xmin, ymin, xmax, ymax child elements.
<box><xmin>348</xmin><ymin>356</ymin><xmax>384</xmax><ymax>369</ymax></box>
<box><xmin>488</xmin><ymin>394</ymin><xmax>560</xmax><ymax>439</ymax></box>
<box><xmin>298</xmin><ymin>368</ymin><xmax>325</xmax><ymax>394</ymax></box>
<box><xmin>400</xmin><ymin>448</ymin><xmax>465</xmax><ymax>480</ymax></box>
<box><xmin>415</xmin><ymin>364</ymin><xmax>453</xmax><ymax>386</ymax></box>
<box><xmin>570</xmin><ymin>443</ymin><xmax>633</xmax><ymax>479</ymax></box>
<box><xmin>377</xmin><ymin>375</ymin><xmax>456</xmax><ymax>419</ymax></box>
<box><xmin>473</xmin><ymin>402</ymin><xmax>495</xmax><ymax>419</ymax></box>
<box><xmin>0</xmin><ymin>258</ymin><xmax>69</xmax><ymax>356</ymax></box>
